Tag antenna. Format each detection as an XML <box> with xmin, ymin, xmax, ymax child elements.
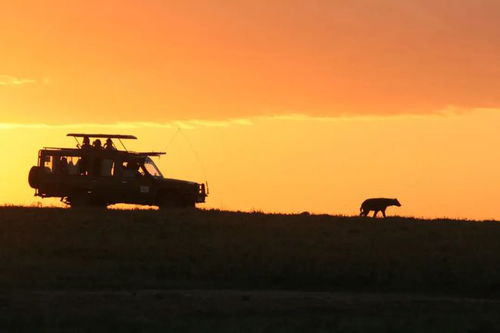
<box><xmin>162</xmin><ymin>126</ymin><xmax>209</xmax><ymax>185</ymax></box>
<box><xmin>178</xmin><ymin>128</ymin><xmax>209</xmax><ymax>186</ymax></box>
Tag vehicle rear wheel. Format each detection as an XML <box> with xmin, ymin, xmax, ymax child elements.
<box><xmin>68</xmin><ymin>191</ymin><xmax>107</xmax><ymax>209</ymax></box>
<box><xmin>181</xmin><ymin>200</ymin><xmax>196</xmax><ymax>209</ymax></box>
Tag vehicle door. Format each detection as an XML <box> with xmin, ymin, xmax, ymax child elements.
<box><xmin>91</xmin><ymin>157</ymin><xmax>125</xmax><ymax>203</ymax></box>
<box><xmin>120</xmin><ymin>161</ymin><xmax>156</xmax><ymax>204</ymax></box>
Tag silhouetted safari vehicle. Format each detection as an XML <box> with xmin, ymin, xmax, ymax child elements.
<box><xmin>28</xmin><ymin>133</ymin><xmax>207</xmax><ymax>209</ymax></box>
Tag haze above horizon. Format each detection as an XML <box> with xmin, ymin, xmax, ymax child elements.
<box><xmin>1</xmin><ymin>1</ymin><xmax>499</xmax><ymax>219</ymax></box>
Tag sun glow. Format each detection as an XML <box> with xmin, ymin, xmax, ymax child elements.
<box><xmin>1</xmin><ymin>1</ymin><xmax>500</xmax><ymax>219</ymax></box>
<box><xmin>1</xmin><ymin>110</ymin><xmax>499</xmax><ymax>220</ymax></box>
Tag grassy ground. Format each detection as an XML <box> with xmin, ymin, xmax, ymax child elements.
<box><xmin>1</xmin><ymin>207</ymin><xmax>500</xmax><ymax>331</ymax></box>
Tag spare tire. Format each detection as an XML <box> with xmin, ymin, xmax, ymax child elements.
<box><xmin>28</xmin><ymin>166</ymin><xmax>43</xmax><ymax>188</ymax></box>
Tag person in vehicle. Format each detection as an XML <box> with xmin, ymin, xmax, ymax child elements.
<box><xmin>54</xmin><ymin>157</ymin><xmax>68</xmax><ymax>175</ymax></box>
<box><xmin>59</xmin><ymin>157</ymin><xmax>68</xmax><ymax>175</ymax></box>
<box><xmin>67</xmin><ymin>159</ymin><xmax>78</xmax><ymax>175</ymax></box>
<box><xmin>89</xmin><ymin>139</ymin><xmax>103</xmax><ymax>175</ymax></box>
<box><xmin>123</xmin><ymin>161</ymin><xmax>141</xmax><ymax>177</ymax></box>
<box><xmin>93</xmin><ymin>139</ymin><xmax>103</xmax><ymax>149</ymax></box>
<box><xmin>104</xmin><ymin>138</ymin><xmax>116</xmax><ymax>150</ymax></box>
<box><xmin>80</xmin><ymin>136</ymin><xmax>91</xmax><ymax>149</ymax></box>
<box><xmin>76</xmin><ymin>157</ymin><xmax>87</xmax><ymax>175</ymax></box>
<box><xmin>77</xmin><ymin>137</ymin><xmax>91</xmax><ymax>174</ymax></box>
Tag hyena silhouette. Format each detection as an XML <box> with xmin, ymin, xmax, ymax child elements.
<box><xmin>360</xmin><ymin>198</ymin><xmax>401</xmax><ymax>218</ymax></box>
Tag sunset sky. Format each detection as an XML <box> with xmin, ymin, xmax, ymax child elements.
<box><xmin>1</xmin><ymin>0</ymin><xmax>499</xmax><ymax>219</ymax></box>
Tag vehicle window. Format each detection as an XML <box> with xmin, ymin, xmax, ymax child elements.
<box><xmin>144</xmin><ymin>158</ymin><xmax>163</xmax><ymax>178</ymax></box>
<box><xmin>47</xmin><ymin>155</ymin><xmax>80</xmax><ymax>175</ymax></box>
<box><xmin>51</xmin><ymin>156</ymin><xmax>66</xmax><ymax>174</ymax></box>
<box><xmin>43</xmin><ymin>156</ymin><xmax>53</xmax><ymax>172</ymax></box>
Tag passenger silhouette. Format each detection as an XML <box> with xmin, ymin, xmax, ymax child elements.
<box><xmin>93</xmin><ymin>139</ymin><xmax>103</xmax><ymax>149</ymax></box>
<box><xmin>80</xmin><ymin>136</ymin><xmax>91</xmax><ymax>149</ymax></box>
<box><xmin>77</xmin><ymin>157</ymin><xmax>87</xmax><ymax>175</ymax></box>
<box><xmin>59</xmin><ymin>157</ymin><xmax>68</xmax><ymax>175</ymax></box>
<box><xmin>104</xmin><ymin>138</ymin><xmax>116</xmax><ymax>150</ymax></box>
<box><xmin>124</xmin><ymin>161</ymin><xmax>141</xmax><ymax>177</ymax></box>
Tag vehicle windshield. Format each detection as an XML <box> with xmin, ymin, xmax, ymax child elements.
<box><xmin>143</xmin><ymin>157</ymin><xmax>163</xmax><ymax>178</ymax></box>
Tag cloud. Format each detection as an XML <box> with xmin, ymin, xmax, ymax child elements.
<box><xmin>175</xmin><ymin>118</ymin><xmax>254</xmax><ymax>129</ymax></box>
<box><xmin>0</xmin><ymin>117</ymin><xmax>254</xmax><ymax>130</ymax></box>
<box><xmin>1</xmin><ymin>108</ymin><xmax>497</xmax><ymax>131</ymax></box>
<box><xmin>0</xmin><ymin>75</ymin><xmax>36</xmax><ymax>86</ymax></box>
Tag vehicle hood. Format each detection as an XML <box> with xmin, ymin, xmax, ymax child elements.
<box><xmin>161</xmin><ymin>177</ymin><xmax>200</xmax><ymax>186</ymax></box>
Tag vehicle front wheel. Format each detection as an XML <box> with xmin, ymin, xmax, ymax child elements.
<box><xmin>157</xmin><ymin>195</ymin><xmax>175</xmax><ymax>210</ymax></box>
<box><xmin>157</xmin><ymin>195</ymin><xmax>195</xmax><ymax>210</ymax></box>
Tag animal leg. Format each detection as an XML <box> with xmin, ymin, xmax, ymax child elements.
<box><xmin>382</xmin><ymin>209</ymin><xmax>386</xmax><ymax>218</ymax></box>
<box><xmin>373</xmin><ymin>210</ymin><xmax>378</xmax><ymax>217</ymax></box>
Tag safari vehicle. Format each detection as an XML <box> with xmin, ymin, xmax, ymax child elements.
<box><xmin>28</xmin><ymin>133</ymin><xmax>207</xmax><ymax>209</ymax></box>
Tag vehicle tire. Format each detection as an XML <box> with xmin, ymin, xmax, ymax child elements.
<box><xmin>28</xmin><ymin>166</ymin><xmax>44</xmax><ymax>188</ymax></box>
<box><xmin>157</xmin><ymin>194</ymin><xmax>176</xmax><ymax>210</ymax></box>
<box><xmin>68</xmin><ymin>192</ymin><xmax>89</xmax><ymax>208</ymax></box>
<box><xmin>158</xmin><ymin>193</ymin><xmax>196</xmax><ymax>210</ymax></box>
<box><xmin>157</xmin><ymin>195</ymin><xmax>182</xmax><ymax>209</ymax></box>
<box><xmin>180</xmin><ymin>200</ymin><xmax>196</xmax><ymax>209</ymax></box>
<box><xmin>68</xmin><ymin>191</ymin><xmax>106</xmax><ymax>209</ymax></box>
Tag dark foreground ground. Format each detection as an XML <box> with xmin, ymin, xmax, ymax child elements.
<box><xmin>1</xmin><ymin>207</ymin><xmax>500</xmax><ymax>332</ymax></box>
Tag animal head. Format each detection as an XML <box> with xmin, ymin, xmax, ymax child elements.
<box><xmin>393</xmin><ymin>199</ymin><xmax>401</xmax><ymax>206</ymax></box>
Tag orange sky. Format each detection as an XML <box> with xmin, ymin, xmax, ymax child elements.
<box><xmin>1</xmin><ymin>1</ymin><xmax>500</xmax><ymax>219</ymax></box>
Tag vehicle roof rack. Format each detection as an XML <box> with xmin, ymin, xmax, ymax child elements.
<box><xmin>66</xmin><ymin>133</ymin><xmax>138</xmax><ymax>139</ymax></box>
<box><xmin>134</xmin><ymin>152</ymin><xmax>166</xmax><ymax>156</ymax></box>
<box><xmin>40</xmin><ymin>147</ymin><xmax>166</xmax><ymax>156</ymax></box>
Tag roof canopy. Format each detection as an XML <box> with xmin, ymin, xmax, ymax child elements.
<box><xmin>42</xmin><ymin>147</ymin><xmax>165</xmax><ymax>157</ymax></box>
<box><xmin>67</xmin><ymin>133</ymin><xmax>138</xmax><ymax>140</ymax></box>
<box><xmin>136</xmin><ymin>152</ymin><xmax>166</xmax><ymax>156</ymax></box>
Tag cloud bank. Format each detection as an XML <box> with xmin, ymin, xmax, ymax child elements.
<box><xmin>1</xmin><ymin>0</ymin><xmax>499</xmax><ymax>123</ymax></box>
<box><xmin>0</xmin><ymin>75</ymin><xmax>36</xmax><ymax>86</ymax></box>
<box><xmin>0</xmin><ymin>108</ymin><xmax>497</xmax><ymax>131</ymax></box>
